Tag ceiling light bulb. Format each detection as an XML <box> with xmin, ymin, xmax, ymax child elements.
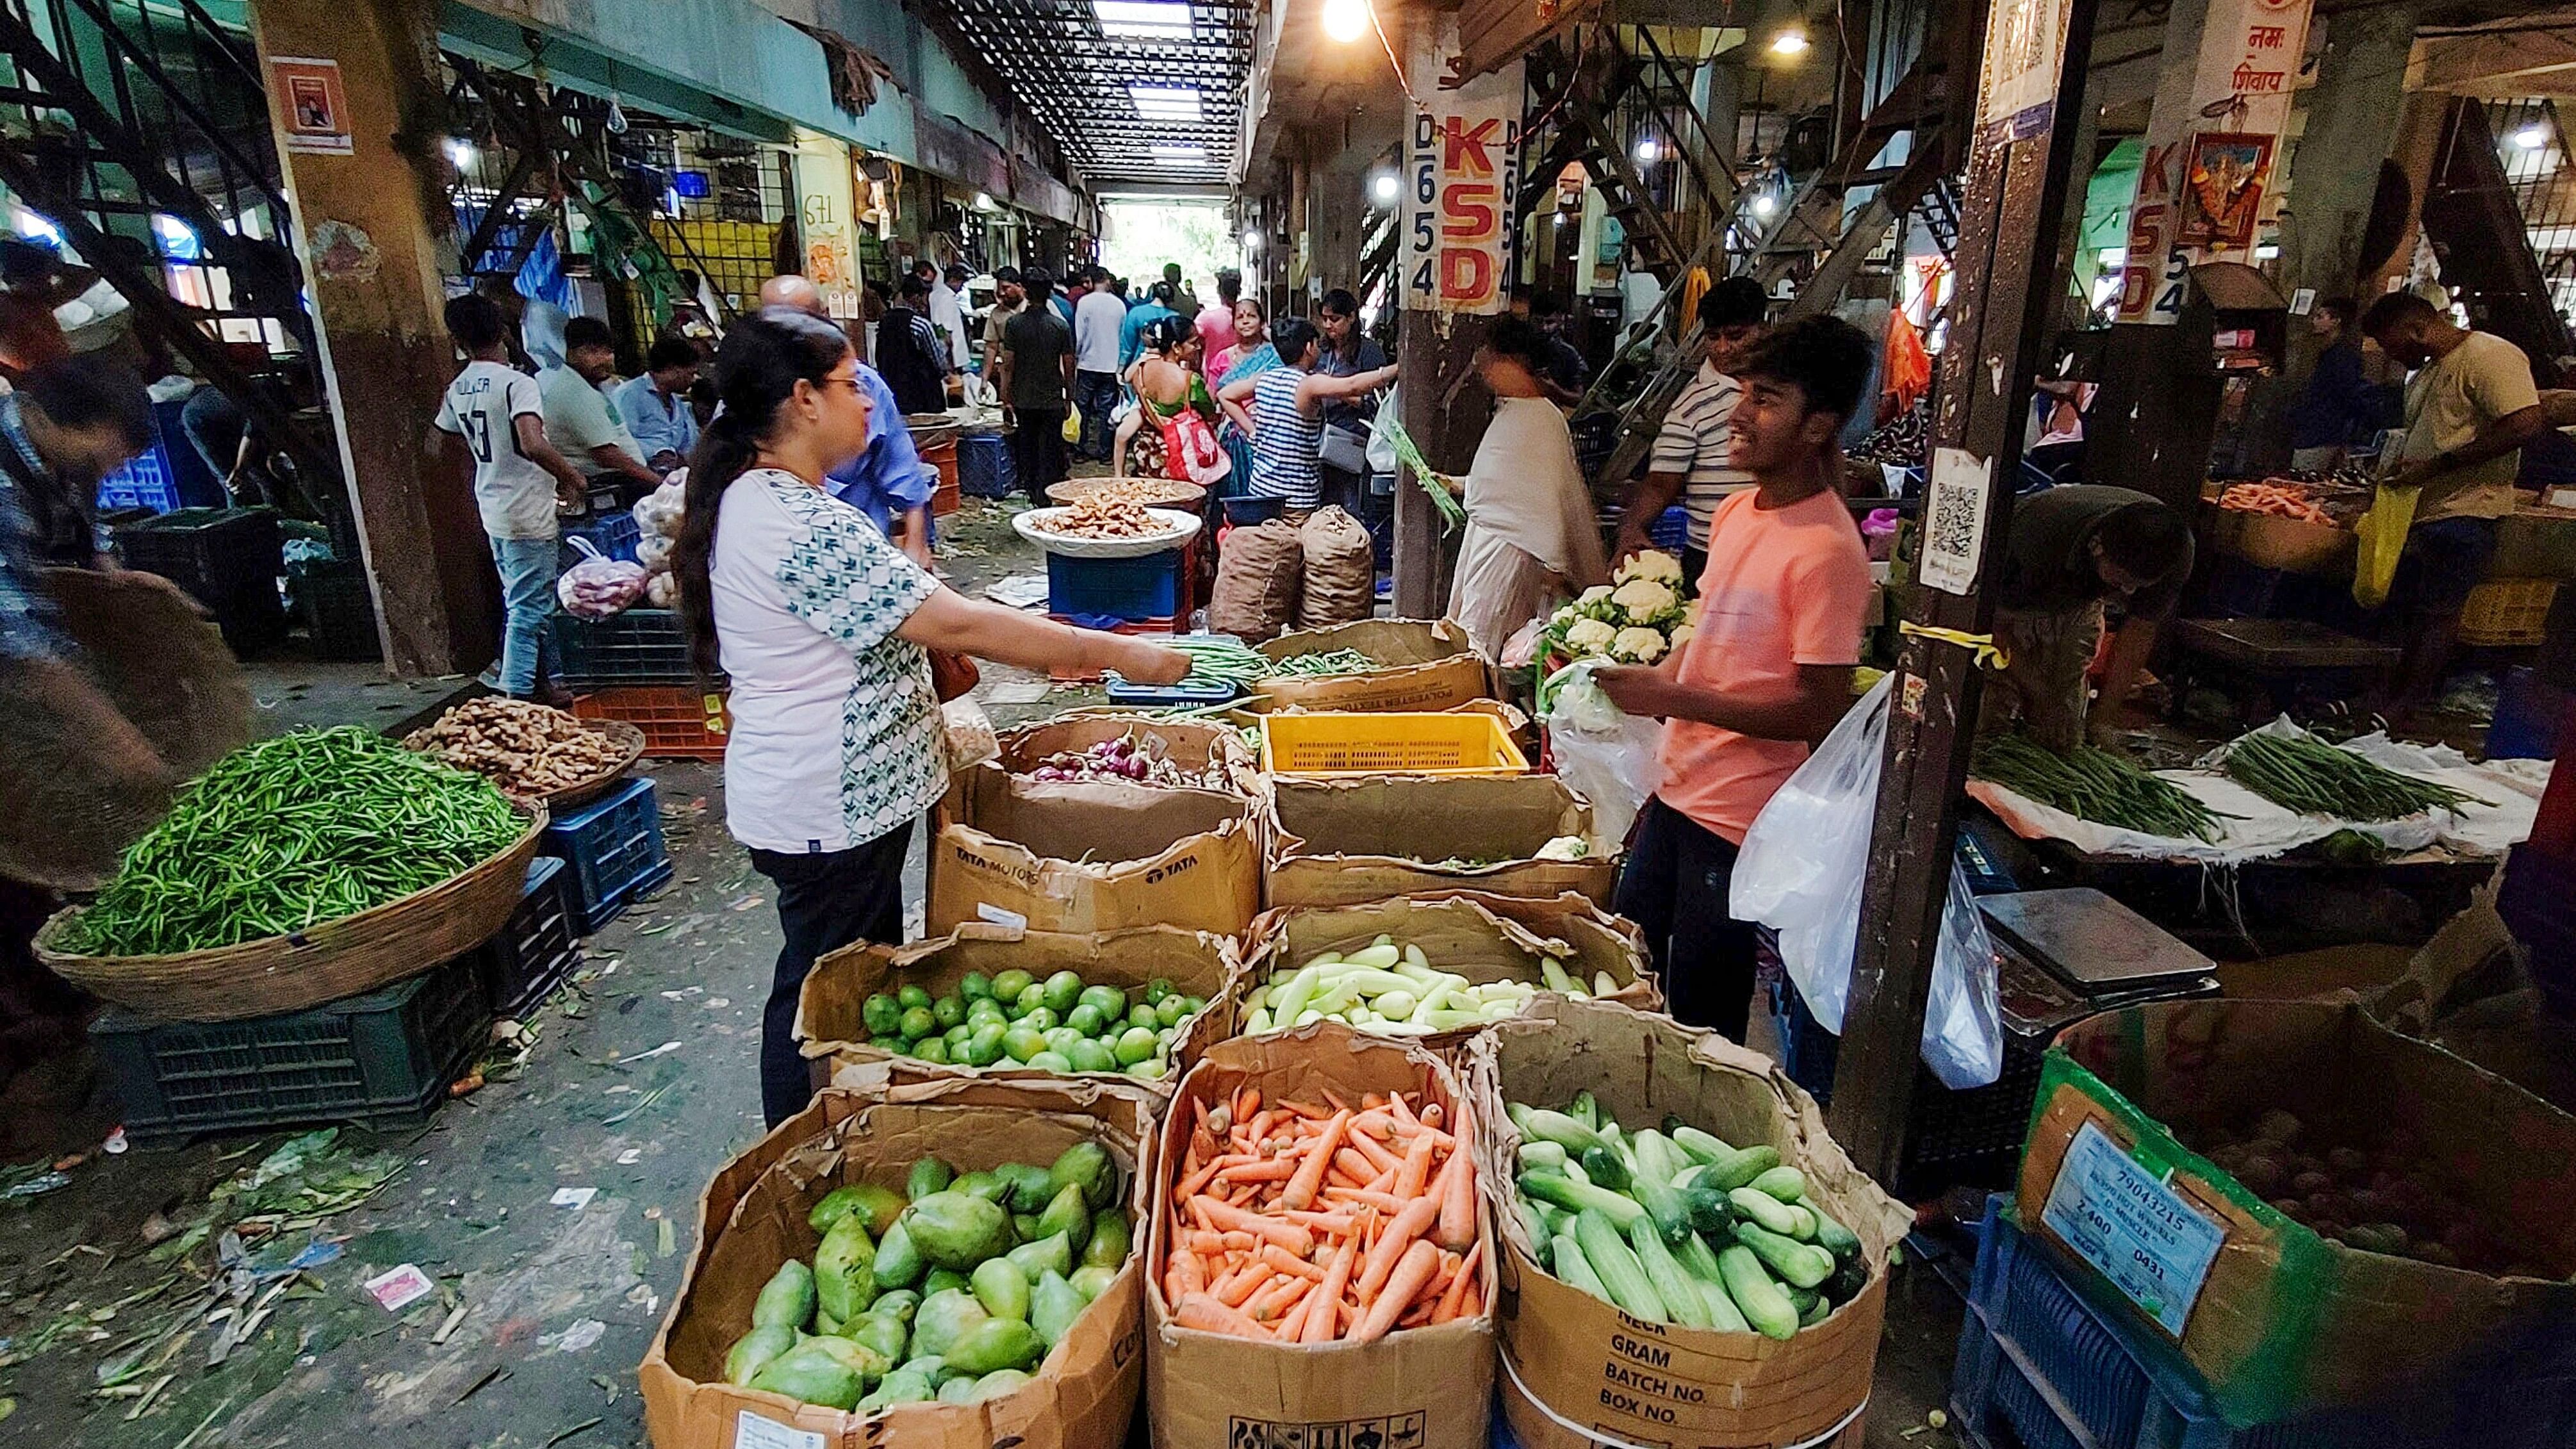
<box><xmin>1372</xmin><ymin>172</ymin><xmax>1400</xmax><ymax>202</ymax></box>
<box><xmin>974</xmin><ymin>191</ymin><xmax>998</xmax><ymax>211</ymax></box>
<box><xmin>1634</xmin><ymin>138</ymin><xmax>1660</xmax><ymax>164</ymax></box>
<box><xmin>2514</xmin><ymin>123</ymin><xmax>2551</xmax><ymax>149</ymax></box>
<box><xmin>1321</xmin><ymin>0</ymin><xmax>1370</xmax><ymax>44</ymax></box>
<box><xmin>1770</xmin><ymin>28</ymin><xmax>1809</xmax><ymax>54</ymax></box>
<box><xmin>1752</xmin><ymin>193</ymin><xmax>1777</xmax><ymax>217</ymax></box>
<box><xmin>445</xmin><ymin>138</ymin><xmax>477</xmax><ymax>168</ymax></box>
<box><xmin>1242</xmin><ymin>229</ymin><xmax>1263</xmax><ymax>252</ymax></box>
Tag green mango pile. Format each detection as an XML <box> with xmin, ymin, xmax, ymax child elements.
<box><xmin>861</xmin><ymin>969</ymin><xmax>1207</xmax><ymax>1081</ymax></box>
<box><xmin>722</xmin><ymin>1142</ymin><xmax>1133</xmax><ymax>1412</ymax></box>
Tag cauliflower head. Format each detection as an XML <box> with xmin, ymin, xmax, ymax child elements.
<box><xmin>1667</xmin><ymin>622</ymin><xmax>1696</xmax><ymax>651</ymax></box>
<box><xmin>1616</xmin><ymin>550</ymin><xmax>1684</xmax><ymax>585</ymax></box>
<box><xmin>1563</xmin><ymin>618</ymin><xmax>1620</xmax><ymax>655</ymax></box>
<box><xmin>1611</xmin><ymin>626</ymin><xmax>1668</xmax><ymax>663</ymax></box>
<box><xmin>1611</xmin><ymin>578</ymin><xmax>1679</xmax><ymax>623</ymax></box>
<box><xmin>1578</xmin><ymin>584</ymin><xmax>1614</xmax><ymax>605</ymax></box>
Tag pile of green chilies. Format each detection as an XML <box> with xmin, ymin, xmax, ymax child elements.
<box><xmin>61</xmin><ymin>727</ymin><xmax>526</xmax><ymax>956</ymax></box>
<box><xmin>1975</xmin><ymin>733</ymin><xmax>2231</xmax><ymax>844</ymax></box>
<box><xmin>1266</xmin><ymin>647</ymin><xmax>1383</xmax><ymax>676</ymax></box>
<box><xmin>2220</xmin><ymin>732</ymin><xmax>2486</xmax><ymax>822</ymax></box>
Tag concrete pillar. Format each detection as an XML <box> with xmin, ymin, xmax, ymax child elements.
<box><xmin>248</xmin><ymin>0</ymin><xmax>497</xmax><ymax>676</ymax></box>
<box><xmin>2281</xmin><ymin>4</ymin><xmax>2415</xmax><ymax>373</ymax></box>
<box><xmin>2369</xmin><ymin>88</ymin><xmax>2452</xmax><ymax>302</ymax></box>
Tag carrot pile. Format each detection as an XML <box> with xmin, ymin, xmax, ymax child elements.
<box><xmin>2220</xmin><ymin>480</ymin><xmax>2335</xmax><ymax>525</ymax></box>
<box><xmin>1163</xmin><ymin>1085</ymin><xmax>1482</xmax><ymax>1343</ymax></box>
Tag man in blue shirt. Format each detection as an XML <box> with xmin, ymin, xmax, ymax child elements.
<box><xmin>1121</xmin><ymin>281</ymin><xmax>1181</xmax><ymax>370</ymax></box>
<box><xmin>2288</xmin><ymin>297</ymin><xmax>2395</xmax><ymax>473</ymax></box>
<box><xmin>613</xmin><ymin>335</ymin><xmax>701</xmax><ymax>473</ymax></box>
<box><xmin>825</xmin><ymin>363</ymin><xmax>935</xmax><ymax>566</ymax></box>
<box><xmin>757</xmin><ymin>274</ymin><xmax>934</xmax><ymax>564</ymax></box>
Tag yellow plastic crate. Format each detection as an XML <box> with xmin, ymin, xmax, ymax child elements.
<box><xmin>1260</xmin><ymin>710</ymin><xmax>1529</xmax><ymax>778</ymax></box>
<box><xmin>2460</xmin><ymin>577</ymin><xmax>2559</xmax><ymax>646</ymax></box>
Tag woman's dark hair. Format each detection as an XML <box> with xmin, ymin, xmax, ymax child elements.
<box><xmin>1235</xmin><ymin>295</ymin><xmax>1268</xmax><ymax>324</ymax></box>
<box><xmin>1143</xmin><ymin>315</ymin><xmax>1191</xmax><ymax>356</ymax></box>
<box><xmin>675</xmin><ymin>307</ymin><xmax>855</xmax><ymax>678</ymax></box>
<box><xmin>1272</xmin><ymin>316</ymin><xmax>1321</xmax><ymax>368</ymax></box>
<box><xmin>1481</xmin><ymin>316</ymin><xmax>1549</xmax><ymax>373</ymax></box>
<box><xmin>1732</xmin><ymin>315</ymin><xmax>1872</xmax><ymax>422</ymax></box>
<box><xmin>1318</xmin><ymin>288</ymin><xmax>1360</xmax><ymax>318</ymax></box>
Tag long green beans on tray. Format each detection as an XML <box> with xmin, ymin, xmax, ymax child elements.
<box><xmin>2220</xmin><ymin>732</ymin><xmax>2487</xmax><ymax>821</ymax></box>
<box><xmin>1974</xmin><ymin>734</ymin><xmax>2233</xmax><ymax>844</ymax></box>
<box><xmin>58</xmin><ymin>727</ymin><xmax>527</xmax><ymax>956</ymax></box>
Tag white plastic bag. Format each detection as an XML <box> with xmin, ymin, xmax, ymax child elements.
<box><xmin>1541</xmin><ymin>659</ymin><xmax>1662</xmax><ymax>855</ymax></box>
<box><xmin>556</xmin><ymin>534</ymin><xmax>648</xmax><ymax>619</ymax></box>
<box><xmin>1730</xmin><ymin>674</ymin><xmax>2005</xmax><ymax>1089</ymax></box>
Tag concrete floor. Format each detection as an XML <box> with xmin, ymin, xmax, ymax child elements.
<box><xmin>0</xmin><ymin>488</ymin><xmax>1969</xmax><ymax>1449</ymax></box>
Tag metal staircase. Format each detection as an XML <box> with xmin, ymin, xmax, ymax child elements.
<box><xmin>1522</xmin><ymin>29</ymin><xmax>1957</xmax><ymax>491</ymax></box>
<box><xmin>0</xmin><ymin>0</ymin><xmax>343</xmax><ymax>507</ymax></box>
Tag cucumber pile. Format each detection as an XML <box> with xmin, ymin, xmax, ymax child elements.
<box><xmin>860</xmin><ymin>969</ymin><xmax>1208</xmax><ymax>1080</ymax></box>
<box><xmin>1505</xmin><ymin>1093</ymin><xmax>1869</xmax><ymax>1340</ymax></box>
<box><xmin>722</xmin><ymin>1145</ymin><xmax>1133</xmax><ymax>1412</ymax></box>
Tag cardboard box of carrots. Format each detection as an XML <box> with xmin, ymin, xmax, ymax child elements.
<box><xmin>1145</xmin><ymin>1021</ymin><xmax>1498</xmax><ymax>1449</ymax></box>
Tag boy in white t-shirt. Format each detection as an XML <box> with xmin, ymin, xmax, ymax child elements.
<box><xmin>432</xmin><ymin>293</ymin><xmax>588</xmax><ymax>700</ymax></box>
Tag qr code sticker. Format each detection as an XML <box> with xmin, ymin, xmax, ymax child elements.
<box><xmin>1919</xmin><ymin>447</ymin><xmax>1990</xmax><ymax>595</ymax></box>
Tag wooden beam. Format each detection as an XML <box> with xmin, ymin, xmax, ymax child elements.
<box><xmin>1828</xmin><ymin>0</ymin><xmax>2101</xmax><ymax>1186</ymax></box>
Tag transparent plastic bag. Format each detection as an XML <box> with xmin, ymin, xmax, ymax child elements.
<box><xmin>1730</xmin><ymin>674</ymin><xmax>2004</xmax><ymax>1088</ymax></box>
<box><xmin>941</xmin><ymin>696</ymin><xmax>1000</xmax><ymax>771</ymax></box>
<box><xmin>556</xmin><ymin>534</ymin><xmax>648</xmax><ymax>619</ymax></box>
<box><xmin>1541</xmin><ymin>659</ymin><xmax>1662</xmax><ymax>854</ymax></box>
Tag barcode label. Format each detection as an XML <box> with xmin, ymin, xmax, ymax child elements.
<box><xmin>1920</xmin><ymin>446</ymin><xmax>1992</xmax><ymax>595</ymax></box>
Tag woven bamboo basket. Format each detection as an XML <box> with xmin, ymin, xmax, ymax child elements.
<box><xmin>33</xmin><ymin>805</ymin><xmax>548</xmax><ymax>1022</ymax></box>
<box><xmin>526</xmin><ymin>721</ymin><xmax>646</xmax><ymax>812</ymax></box>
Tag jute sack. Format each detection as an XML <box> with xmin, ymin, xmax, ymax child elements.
<box><xmin>1210</xmin><ymin>519</ymin><xmax>1303</xmax><ymax>641</ymax></box>
<box><xmin>1296</xmin><ymin>505</ymin><xmax>1375</xmax><ymax>630</ymax></box>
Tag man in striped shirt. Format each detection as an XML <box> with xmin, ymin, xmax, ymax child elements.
<box><xmin>1612</xmin><ymin>277</ymin><xmax>1771</xmax><ymax>578</ymax></box>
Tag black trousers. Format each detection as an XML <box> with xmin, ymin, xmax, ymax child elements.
<box><xmin>748</xmin><ymin>821</ymin><xmax>912</xmax><ymax>1126</ymax></box>
<box><xmin>1613</xmin><ymin>796</ymin><xmax>1759</xmax><ymax>1041</ymax></box>
<box><xmin>1011</xmin><ymin>409</ymin><xmax>1070</xmax><ymax>494</ymax></box>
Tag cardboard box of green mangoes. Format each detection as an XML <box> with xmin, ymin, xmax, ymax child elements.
<box><xmin>641</xmin><ymin>1074</ymin><xmax>1156</xmax><ymax>1449</ymax></box>
<box><xmin>797</xmin><ymin>923</ymin><xmax>1242</xmax><ymax>1097</ymax></box>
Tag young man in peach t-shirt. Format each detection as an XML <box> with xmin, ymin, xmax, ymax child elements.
<box><xmin>1596</xmin><ymin>316</ymin><xmax>1877</xmax><ymax>1039</ymax></box>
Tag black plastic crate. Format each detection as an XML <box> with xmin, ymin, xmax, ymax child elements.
<box><xmin>541</xmin><ymin>775</ymin><xmax>672</xmax><ymax>933</ymax></box>
<box><xmin>297</xmin><ymin>559</ymin><xmax>382</xmax><ymax>662</ymax></box>
<box><xmin>113</xmin><ymin>506</ymin><xmax>286</xmax><ymax>652</ymax></box>
<box><xmin>92</xmin><ymin>953</ymin><xmax>489</xmax><ymax>1148</ymax></box>
<box><xmin>551</xmin><ymin>609</ymin><xmax>696</xmax><ymax>687</ymax></box>
<box><xmin>480</xmin><ymin>855</ymin><xmax>581</xmax><ymax>1018</ymax></box>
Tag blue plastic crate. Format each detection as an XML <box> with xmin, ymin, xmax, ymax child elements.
<box><xmin>1953</xmin><ymin>1199</ymin><xmax>2576</xmax><ymax>1449</ymax></box>
<box><xmin>1047</xmin><ymin>548</ymin><xmax>1182</xmax><ymax>622</ymax></box>
<box><xmin>479</xmin><ymin>856</ymin><xmax>582</xmax><ymax>1018</ymax></box>
<box><xmin>539</xmin><ymin>776</ymin><xmax>671</xmax><ymax>934</ymax></box>
<box><xmin>958</xmin><ymin>432</ymin><xmax>1017</xmax><ymax>498</ymax></box>
<box><xmin>1648</xmin><ymin>503</ymin><xmax>1688</xmax><ymax>553</ymax></box>
<box><xmin>2490</xmin><ymin>666</ymin><xmax>2568</xmax><ymax>760</ymax></box>
<box><xmin>95</xmin><ymin>441</ymin><xmax>183</xmax><ymax>515</ymax></box>
<box><xmin>561</xmin><ymin>510</ymin><xmax>643</xmax><ymax>568</ymax></box>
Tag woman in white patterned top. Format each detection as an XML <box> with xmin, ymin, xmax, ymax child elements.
<box><xmin>673</xmin><ymin>309</ymin><xmax>1188</xmax><ymax>1125</ymax></box>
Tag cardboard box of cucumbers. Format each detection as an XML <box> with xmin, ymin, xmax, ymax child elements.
<box><xmin>798</xmin><ymin>922</ymin><xmax>1238</xmax><ymax>1094</ymax></box>
<box><xmin>641</xmin><ymin>1076</ymin><xmax>1156</xmax><ymax>1449</ymax></box>
<box><xmin>1466</xmin><ymin>999</ymin><xmax>1908</xmax><ymax>1449</ymax></box>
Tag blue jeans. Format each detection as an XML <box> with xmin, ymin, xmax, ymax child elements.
<box><xmin>1074</xmin><ymin>370</ymin><xmax>1120</xmax><ymax>460</ymax></box>
<box><xmin>492</xmin><ymin>534</ymin><xmax>559</xmax><ymax>696</ymax></box>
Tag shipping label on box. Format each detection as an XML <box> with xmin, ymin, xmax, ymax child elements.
<box><xmin>2040</xmin><ymin>1119</ymin><xmax>2229</xmax><ymax>1336</ymax></box>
